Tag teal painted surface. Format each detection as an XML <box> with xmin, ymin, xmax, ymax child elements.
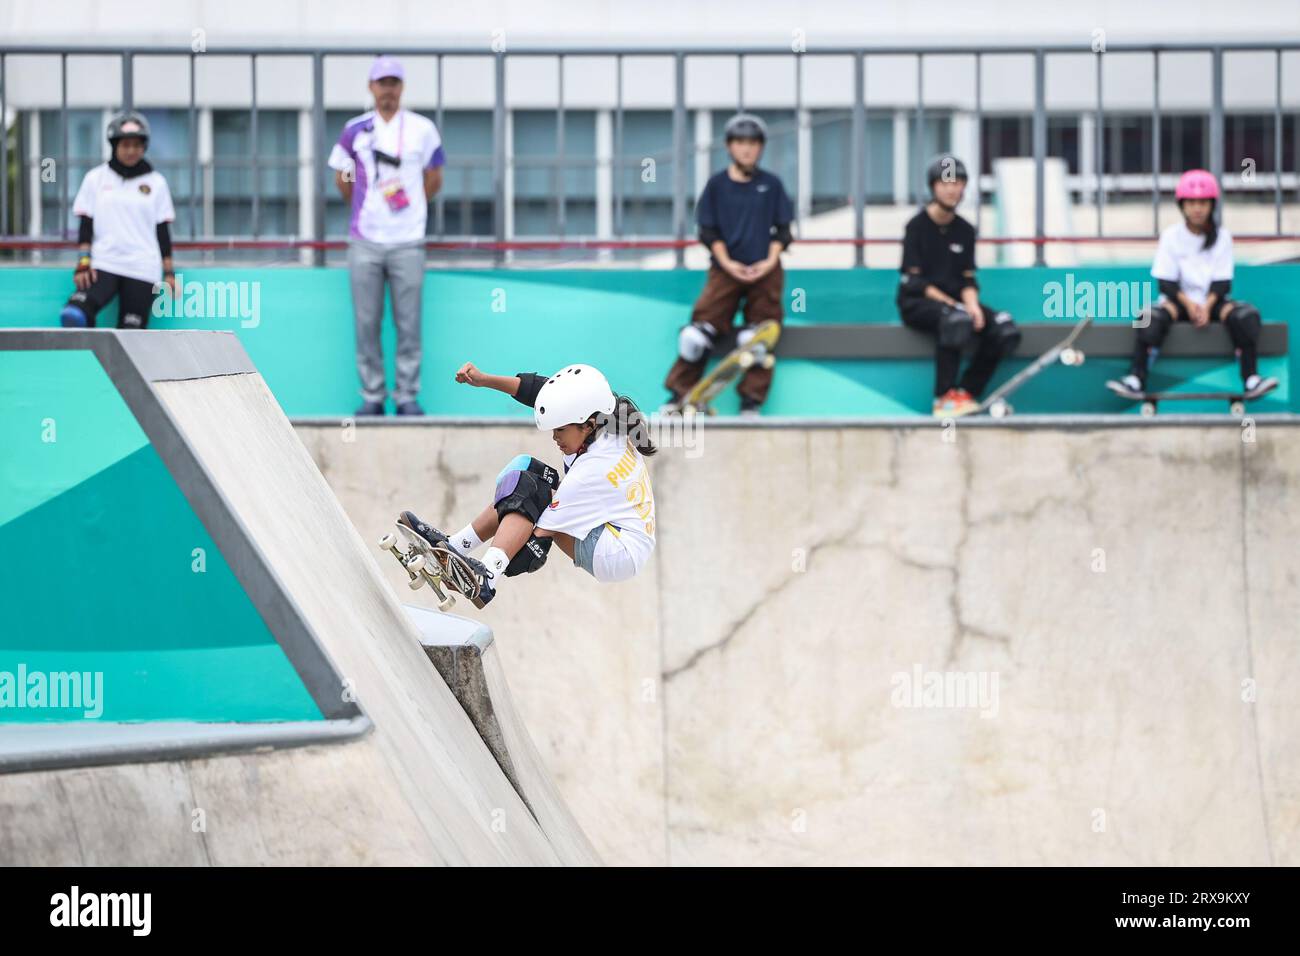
<box><xmin>0</xmin><ymin>350</ymin><xmax>320</xmax><ymax>723</ymax></box>
<box><xmin>2</xmin><ymin>265</ymin><xmax>1295</xmax><ymax>416</ymax></box>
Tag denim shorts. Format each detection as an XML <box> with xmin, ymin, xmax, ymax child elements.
<box><xmin>574</xmin><ymin>523</ymin><xmax>608</xmax><ymax>575</ymax></box>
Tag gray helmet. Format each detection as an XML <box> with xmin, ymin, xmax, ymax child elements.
<box><xmin>926</xmin><ymin>153</ymin><xmax>968</xmax><ymax>191</ymax></box>
<box><xmin>107</xmin><ymin>110</ymin><xmax>150</xmax><ymax>147</ymax></box>
<box><xmin>724</xmin><ymin>112</ymin><xmax>767</xmax><ymax>144</ymax></box>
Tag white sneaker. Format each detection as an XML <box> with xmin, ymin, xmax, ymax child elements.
<box><xmin>1121</xmin><ymin>374</ymin><xmax>1142</xmax><ymax>393</ymax></box>
<box><xmin>1244</xmin><ymin>374</ymin><xmax>1262</xmax><ymax>392</ymax></box>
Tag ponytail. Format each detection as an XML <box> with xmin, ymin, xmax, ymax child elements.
<box><xmin>595</xmin><ymin>394</ymin><xmax>657</xmax><ymax>457</ymax></box>
<box><xmin>1203</xmin><ymin>200</ymin><xmax>1218</xmax><ymax>251</ymax></box>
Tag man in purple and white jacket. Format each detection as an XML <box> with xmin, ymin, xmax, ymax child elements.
<box><xmin>329</xmin><ymin>55</ymin><xmax>446</xmax><ymax>416</ymax></box>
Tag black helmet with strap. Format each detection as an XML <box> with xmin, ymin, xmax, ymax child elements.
<box><xmin>926</xmin><ymin>153</ymin><xmax>967</xmax><ymax>192</ymax></box>
<box><xmin>724</xmin><ymin>112</ymin><xmax>767</xmax><ymax>144</ymax></box>
<box><xmin>107</xmin><ymin>110</ymin><xmax>150</xmax><ymax>148</ymax></box>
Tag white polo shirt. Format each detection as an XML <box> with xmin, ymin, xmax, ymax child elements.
<box><xmin>72</xmin><ymin>164</ymin><xmax>175</xmax><ymax>284</ymax></box>
<box><xmin>328</xmin><ymin>109</ymin><xmax>445</xmax><ymax>245</ymax></box>
<box><xmin>1151</xmin><ymin>222</ymin><xmax>1235</xmax><ymax>305</ymax></box>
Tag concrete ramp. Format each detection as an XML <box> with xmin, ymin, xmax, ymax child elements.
<box><xmin>406</xmin><ymin>606</ymin><xmax>600</xmax><ymax>866</ymax></box>
<box><xmin>0</xmin><ymin>330</ymin><xmax>598</xmax><ymax>865</ymax></box>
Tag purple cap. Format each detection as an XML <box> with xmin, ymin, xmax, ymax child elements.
<box><xmin>369</xmin><ymin>55</ymin><xmax>404</xmax><ymax>82</ymax></box>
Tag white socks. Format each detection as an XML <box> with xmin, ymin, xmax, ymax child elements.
<box><xmin>482</xmin><ymin>547</ymin><xmax>509</xmax><ymax>579</ymax></box>
<box><xmin>452</xmin><ymin>524</ymin><xmax>486</xmax><ymax>554</ymax></box>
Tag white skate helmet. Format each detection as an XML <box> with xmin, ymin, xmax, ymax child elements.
<box><xmin>534</xmin><ymin>364</ymin><xmax>616</xmax><ymax>430</ymax></box>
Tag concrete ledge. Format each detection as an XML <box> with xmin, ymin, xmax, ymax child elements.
<box><xmin>0</xmin><ymin>717</ymin><xmax>371</xmax><ymax>774</ymax></box>
<box><xmin>780</xmin><ymin>321</ymin><xmax>1289</xmax><ymax>359</ymax></box>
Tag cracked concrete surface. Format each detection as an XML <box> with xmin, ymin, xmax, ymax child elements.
<box><xmin>306</xmin><ymin>421</ymin><xmax>1299</xmax><ymax>866</ymax></box>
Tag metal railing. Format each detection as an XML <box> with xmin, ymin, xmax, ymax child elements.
<box><xmin>1</xmin><ymin>41</ymin><xmax>1298</xmax><ymax>267</ymax></box>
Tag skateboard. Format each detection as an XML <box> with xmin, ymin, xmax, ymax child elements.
<box><xmin>1105</xmin><ymin>377</ymin><xmax>1278</xmax><ymax>417</ymax></box>
<box><xmin>378</xmin><ymin>514</ymin><xmax>490</xmax><ymax>611</ymax></box>
<box><xmin>978</xmin><ymin>313</ymin><xmax>1093</xmax><ymax>418</ymax></box>
<box><xmin>680</xmin><ymin>320</ymin><xmax>781</xmax><ymax>415</ymax></box>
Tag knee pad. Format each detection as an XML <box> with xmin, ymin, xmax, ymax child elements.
<box><xmin>1226</xmin><ymin>304</ymin><xmax>1261</xmax><ymax>342</ymax></box>
<box><xmin>59</xmin><ymin>305</ymin><xmax>89</xmax><ymax>328</ymax></box>
<box><xmin>504</xmin><ymin>534</ymin><xmax>552</xmax><ymax>577</ymax></box>
<box><xmin>989</xmin><ymin>311</ymin><xmax>1021</xmax><ymax>357</ymax></box>
<box><xmin>120</xmin><ymin>313</ymin><xmax>145</xmax><ymax>330</ymax></box>
<box><xmin>493</xmin><ymin>455</ymin><xmax>559</xmax><ymax>524</ymax></box>
<box><xmin>678</xmin><ymin>322</ymin><xmax>718</xmax><ymax>363</ymax></box>
<box><xmin>937</xmin><ymin>305</ymin><xmax>973</xmax><ymax>349</ymax></box>
<box><xmin>1135</xmin><ymin>306</ymin><xmax>1170</xmax><ymax>346</ymax></box>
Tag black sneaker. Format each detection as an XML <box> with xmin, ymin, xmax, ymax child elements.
<box><xmin>739</xmin><ymin>396</ymin><xmax>762</xmax><ymax>417</ymax></box>
<box><xmin>399</xmin><ymin>511</ymin><xmax>496</xmax><ymax>606</ymax></box>
<box><xmin>396</xmin><ymin>400</ymin><xmax>424</xmax><ymax>416</ymax></box>
<box><xmin>355</xmin><ymin>400</ymin><xmax>385</xmax><ymax>416</ymax></box>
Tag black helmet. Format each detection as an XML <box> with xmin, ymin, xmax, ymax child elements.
<box><xmin>926</xmin><ymin>153</ymin><xmax>967</xmax><ymax>191</ymax></box>
<box><xmin>107</xmin><ymin>110</ymin><xmax>150</xmax><ymax>147</ymax></box>
<box><xmin>724</xmin><ymin>112</ymin><xmax>767</xmax><ymax>144</ymax></box>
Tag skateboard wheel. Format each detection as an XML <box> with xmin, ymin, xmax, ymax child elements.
<box><xmin>437</xmin><ymin>594</ymin><xmax>455</xmax><ymax>611</ymax></box>
<box><xmin>378</xmin><ymin>532</ymin><xmax>398</xmax><ymax>550</ymax></box>
<box><xmin>989</xmin><ymin>399</ymin><xmax>1010</xmax><ymax>419</ymax></box>
<box><xmin>681</xmin><ymin>404</ymin><xmax>697</xmax><ymax>416</ymax></box>
<box><xmin>761</xmin><ymin>354</ymin><xmax>776</xmax><ymax>370</ymax></box>
<box><xmin>1230</xmin><ymin>401</ymin><xmax>1245</xmax><ymax>416</ymax></box>
<box><xmin>1140</xmin><ymin>402</ymin><xmax>1156</xmax><ymax>417</ymax></box>
<box><xmin>1060</xmin><ymin>348</ymin><xmax>1081</xmax><ymax>367</ymax></box>
<box><xmin>737</xmin><ymin>352</ymin><xmax>755</xmax><ymax>369</ymax></box>
<box><xmin>406</xmin><ymin>553</ymin><xmax>426</xmax><ymax>573</ymax></box>
<box><xmin>407</xmin><ymin>575</ymin><xmax>425</xmax><ymax>591</ymax></box>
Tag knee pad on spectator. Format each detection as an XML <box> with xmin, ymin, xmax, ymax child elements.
<box><xmin>1135</xmin><ymin>305</ymin><xmax>1170</xmax><ymax>347</ymax></box>
<box><xmin>678</xmin><ymin>322</ymin><xmax>718</xmax><ymax>363</ymax></box>
<box><xmin>937</xmin><ymin>305</ymin><xmax>973</xmax><ymax>349</ymax></box>
<box><xmin>989</xmin><ymin>311</ymin><xmax>1021</xmax><ymax>357</ymax></box>
<box><xmin>493</xmin><ymin>455</ymin><xmax>559</xmax><ymax>524</ymax></box>
<box><xmin>120</xmin><ymin>313</ymin><xmax>145</xmax><ymax>329</ymax></box>
<box><xmin>59</xmin><ymin>305</ymin><xmax>89</xmax><ymax>328</ymax></box>
<box><xmin>504</xmin><ymin>534</ymin><xmax>552</xmax><ymax>577</ymax></box>
<box><xmin>1225</xmin><ymin>303</ymin><xmax>1261</xmax><ymax>342</ymax></box>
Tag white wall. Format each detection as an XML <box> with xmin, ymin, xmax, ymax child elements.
<box><xmin>2</xmin><ymin>0</ymin><xmax>1299</xmax><ymax>110</ymax></box>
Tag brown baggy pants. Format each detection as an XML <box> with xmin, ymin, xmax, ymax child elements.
<box><xmin>663</xmin><ymin>263</ymin><xmax>784</xmax><ymax>404</ymax></box>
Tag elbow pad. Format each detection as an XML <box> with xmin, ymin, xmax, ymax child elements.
<box><xmin>698</xmin><ymin>225</ymin><xmax>722</xmax><ymax>248</ymax></box>
<box><xmin>899</xmin><ymin>271</ymin><xmax>928</xmax><ymax>297</ymax></box>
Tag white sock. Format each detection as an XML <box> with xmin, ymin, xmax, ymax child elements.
<box><xmin>482</xmin><ymin>546</ymin><xmax>509</xmax><ymax>579</ymax></box>
<box><xmin>452</xmin><ymin>524</ymin><xmax>486</xmax><ymax>554</ymax></box>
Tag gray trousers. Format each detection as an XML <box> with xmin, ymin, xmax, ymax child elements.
<box><xmin>347</xmin><ymin>238</ymin><xmax>425</xmax><ymax>405</ymax></box>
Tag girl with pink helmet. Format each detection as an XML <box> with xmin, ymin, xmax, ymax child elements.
<box><xmin>1113</xmin><ymin>169</ymin><xmax>1275</xmax><ymax>399</ymax></box>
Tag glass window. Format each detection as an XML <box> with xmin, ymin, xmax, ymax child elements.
<box><xmin>212</xmin><ymin>109</ymin><xmax>299</xmax><ymax>236</ymax></box>
<box><xmin>809</xmin><ymin>109</ymin><xmax>895</xmax><ymax>212</ymax></box>
<box><xmin>615</xmin><ymin>110</ymin><xmax>673</xmax><ymax>236</ymax></box>
<box><xmin>38</xmin><ymin>109</ymin><xmax>103</xmax><ymax>236</ymax></box>
<box><xmin>512</xmin><ymin>110</ymin><xmax>596</xmax><ymax>236</ymax></box>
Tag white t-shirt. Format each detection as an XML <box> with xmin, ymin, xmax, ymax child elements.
<box><xmin>1151</xmin><ymin>221</ymin><xmax>1234</xmax><ymax>305</ymax></box>
<box><xmin>536</xmin><ymin>432</ymin><xmax>656</xmax><ymax>574</ymax></box>
<box><xmin>72</xmin><ymin>164</ymin><xmax>175</xmax><ymax>284</ymax></box>
<box><xmin>328</xmin><ymin>109</ymin><xmax>445</xmax><ymax>244</ymax></box>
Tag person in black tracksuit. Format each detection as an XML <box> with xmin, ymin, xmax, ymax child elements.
<box><xmin>896</xmin><ymin>154</ymin><xmax>1019</xmax><ymax>417</ymax></box>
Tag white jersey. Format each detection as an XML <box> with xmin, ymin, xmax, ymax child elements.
<box><xmin>536</xmin><ymin>432</ymin><xmax>656</xmax><ymax>573</ymax></box>
<box><xmin>1151</xmin><ymin>221</ymin><xmax>1234</xmax><ymax>306</ymax></box>
<box><xmin>328</xmin><ymin>109</ymin><xmax>445</xmax><ymax>244</ymax></box>
<box><xmin>72</xmin><ymin>164</ymin><xmax>175</xmax><ymax>284</ymax></box>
